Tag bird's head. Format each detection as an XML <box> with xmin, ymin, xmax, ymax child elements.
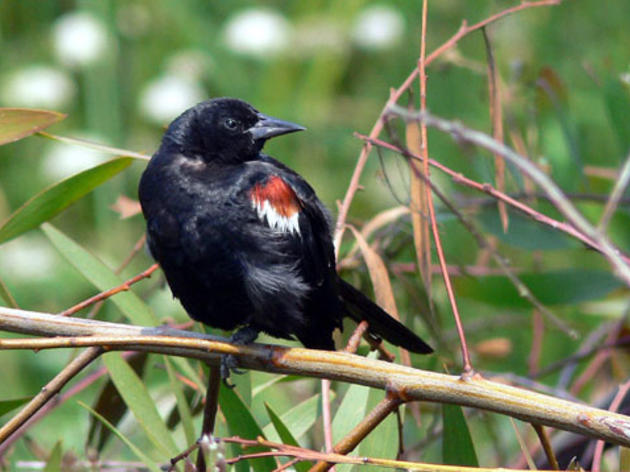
<box><xmin>162</xmin><ymin>98</ymin><xmax>305</xmax><ymax>164</ymax></box>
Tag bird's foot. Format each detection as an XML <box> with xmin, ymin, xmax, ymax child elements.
<box><xmin>221</xmin><ymin>326</ymin><xmax>260</xmax><ymax>387</ymax></box>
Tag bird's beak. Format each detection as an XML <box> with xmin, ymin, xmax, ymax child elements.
<box><xmin>247</xmin><ymin>113</ymin><xmax>306</xmax><ymax>140</ymax></box>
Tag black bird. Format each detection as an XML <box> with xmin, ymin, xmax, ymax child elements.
<box><xmin>138</xmin><ymin>98</ymin><xmax>432</xmax><ymax>372</ymax></box>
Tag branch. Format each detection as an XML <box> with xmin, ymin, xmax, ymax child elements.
<box><xmin>356</xmin><ymin>133</ymin><xmax>630</xmax><ymax>265</ymax></box>
<box><xmin>386</xmin><ymin>107</ymin><xmax>630</xmax><ymax>287</ymax></box>
<box><xmin>2</xmin><ymin>306</ymin><xmax>630</xmax><ymax>447</ymax></box>
<box><xmin>332</xmin><ymin>0</ymin><xmax>561</xmax><ymax>252</ymax></box>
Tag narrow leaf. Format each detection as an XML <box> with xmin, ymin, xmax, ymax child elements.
<box><xmin>219</xmin><ymin>382</ymin><xmax>277</xmax><ymax>472</ymax></box>
<box><xmin>164</xmin><ymin>356</ymin><xmax>196</xmax><ymax>446</ymax></box>
<box><xmin>442</xmin><ymin>403</ymin><xmax>478</xmax><ymax>466</ymax></box>
<box><xmin>42</xmin><ymin>223</ymin><xmax>156</xmax><ymax>326</ymax></box>
<box><xmin>406</xmin><ymin>120</ymin><xmax>433</xmax><ymax>299</ymax></box>
<box><xmin>357</xmin><ymin>388</ymin><xmax>398</xmax><ymax>463</ymax></box>
<box><xmin>347</xmin><ymin>227</ymin><xmax>399</xmax><ymax>319</ymax></box>
<box><xmin>103</xmin><ymin>352</ymin><xmax>179</xmax><ymax>458</ymax></box>
<box><xmin>78</xmin><ymin>401</ymin><xmax>162</xmax><ymax>472</ymax></box>
<box><xmin>262</xmin><ymin>393</ymin><xmax>331</xmax><ymax>441</ymax></box>
<box><xmin>0</xmin><ymin>396</ymin><xmax>32</xmax><ymax>417</ymax></box>
<box><xmin>0</xmin><ymin>108</ymin><xmax>65</xmax><ymax>145</ymax></box>
<box><xmin>0</xmin><ymin>158</ymin><xmax>132</xmax><ymax>245</ymax></box>
<box><xmin>264</xmin><ymin>403</ymin><xmax>310</xmax><ymax>472</ymax></box>
<box><xmin>43</xmin><ymin>441</ymin><xmax>63</xmax><ymax>472</ymax></box>
<box><xmin>88</xmin><ymin>353</ymin><xmax>148</xmax><ymax>452</ymax></box>
<box><xmin>332</xmin><ymin>382</ymin><xmax>370</xmax><ymax>472</ymax></box>
<box><xmin>38</xmin><ymin>131</ymin><xmax>150</xmax><ymax>160</ymax></box>
<box><xmin>604</xmin><ymin>78</ymin><xmax>630</xmax><ymax>154</ymax></box>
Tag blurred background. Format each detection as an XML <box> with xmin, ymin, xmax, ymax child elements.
<box><xmin>2</xmin><ymin>0</ymin><xmax>630</xmax><ymax>469</ymax></box>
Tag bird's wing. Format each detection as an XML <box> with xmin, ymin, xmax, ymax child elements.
<box><xmin>242</xmin><ymin>158</ymin><xmax>338</xmax><ymax>291</ymax></box>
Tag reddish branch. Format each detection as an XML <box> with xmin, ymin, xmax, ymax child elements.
<box><xmin>358</xmin><ymin>134</ymin><xmax>630</xmax><ymax>265</ymax></box>
<box><xmin>59</xmin><ymin>263</ymin><xmax>159</xmax><ymax>317</ymax></box>
<box><xmin>333</xmin><ymin>0</ymin><xmax>561</xmax><ymax>252</ymax></box>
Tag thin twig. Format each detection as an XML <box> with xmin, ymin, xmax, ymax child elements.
<box><xmin>223</xmin><ymin>435</ymin><xmax>560</xmax><ymax>471</ymax></box>
<box><xmin>333</xmin><ymin>0</ymin><xmax>561</xmax><ymax>253</ymax></box>
<box><xmin>592</xmin><ymin>380</ymin><xmax>630</xmax><ymax>472</ymax></box>
<box><xmin>597</xmin><ymin>149</ymin><xmax>630</xmax><ymax>231</ymax></box>
<box><xmin>386</xmin><ymin>107</ymin><xmax>630</xmax><ymax>286</ymax></box>
<box><xmin>407</xmin><ymin>162</ymin><xmax>575</xmax><ymax>337</ymax></box>
<box><xmin>196</xmin><ymin>365</ymin><xmax>221</xmax><ymax>471</ymax></box>
<box><xmin>533</xmin><ymin>424</ymin><xmax>560</xmax><ymax>470</ymax></box>
<box><xmin>358</xmin><ymin>133</ymin><xmax>630</xmax><ymax>267</ymax></box>
<box><xmin>309</xmin><ymin>394</ymin><xmax>403</xmax><ymax>472</ymax></box>
<box><xmin>482</xmin><ymin>26</ymin><xmax>508</xmax><ymax>232</ymax></box>
<box><xmin>59</xmin><ymin>264</ymin><xmax>159</xmax><ymax>317</ymax></box>
<box><xmin>0</xmin><ymin>346</ymin><xmax>103</xmax><ymax>444</ymax></box>
<box><xmin>0</xmin><ymin>351</ymin><xmax>135</xmax><ymax>456</ymax></box>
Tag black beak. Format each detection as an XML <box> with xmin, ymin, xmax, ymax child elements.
<box><xmin>247</xmin><ymin>113</ymin><xmax>305</xmax><ymax>141</ymax></box>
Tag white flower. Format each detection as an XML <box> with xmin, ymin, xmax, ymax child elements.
<box><xmin>139</xmin><ymin>75</ymin><xmax>206</xmax><ymax>124</ymax></box>
<box><xmin>223</xmin><ymin>9</ymin><xmax>290</xmax><ymax>57</ymax></box>
<box><xmin>292</xmin><ymin>17</ymin><xmax>346</xmax><ymax>56</ymax></box>
<box><xmin>1</xmin><ymin>66</ymin><xmax>76</xmax><ymax>109</ymax></box>
<box><xmin>0</xmin><ymin>235</ymin><xmax>56</xmax><ymax>281</ymax></box>
<box><xmin>52</xmin><ymin>11</ymin><xmax>109</xmax><ymax>67</ymax></box>
<box><xmin>352</xmin><ymin>5</ymin><xmax>404</xmax><ymax>50</ymax></box>
<box><xmin>41</xmin><ymin>134</ymin><xmax>109</xmax><ymax>180</ymax></box>
<box><xmin>165</xmin><ymin>50</ymin><xmax>213</xmax><ymax>82</ymax></box>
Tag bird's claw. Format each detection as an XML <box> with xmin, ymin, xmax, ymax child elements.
<box><xmin>220</xmin><ymin>352</ymin><xmax>247</xmax><ymax>387</ymax></box>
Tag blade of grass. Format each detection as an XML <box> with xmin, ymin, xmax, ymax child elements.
<box><xmin>0</xmin><ymin>158</ymin><xmax>132</xmax><ymax>245</ymax></box>
<box><xmin>164</xmin><ymin>356</ymin><xmax>196</xmax><ymax>446</ymax></box>
<box><xmin>42</xmin><ymin>223</ymin><xmax>156</xmax><ymax>326</ymax></box>
<box><xmin>78</xmin><ymin>400</ymin><xmax>162</xmax><ymax>472</ymax></box>
<box><xmin>103</xmin><ymin>352</ymin><xmax>179</xmax><ymax>458</ymax></box>
<box><xmin>264</xmin><ymin>402</ymin><xmax>310</xmax><ymax>472</ymax></box>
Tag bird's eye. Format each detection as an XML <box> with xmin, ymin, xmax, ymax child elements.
<box><xmin>224</xmin><ymin>118</ymin><xmax>239</xmax><ymax>130</ymax></box>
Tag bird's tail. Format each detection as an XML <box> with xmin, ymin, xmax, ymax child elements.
<box><xmin>338</xmin><ymin>278</ymin><xmax>433</xmax><ymax>354</ymax></box>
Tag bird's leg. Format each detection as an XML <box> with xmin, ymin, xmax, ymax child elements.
<box><xmin>221</xmin><ymin>326</ymin><xmax>260</xmax><ymax>384</ymax></box>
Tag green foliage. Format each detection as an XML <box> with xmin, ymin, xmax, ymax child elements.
<box><xmin>1</xmin><ymin>1</ymin><xmax>630</xmax><ymax>470</ymax></box>
<box><xmin>442</xmin><ymin>404</ymin><xmax>479</xmax><ymax>467</ymax></box>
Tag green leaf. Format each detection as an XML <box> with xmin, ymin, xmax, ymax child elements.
<box><xmin>0</xmin><ymin>396</ymin><xmax>31</xmax><ymax>417</ymax></box>
<box><xmin>264</xmin><ymin>402</ymin><xmax>310</xmax><ymax>472</ymax></box>
<box><xmin>358</xmin><ymin>389</ymin><xmax>398</xmax><ymax>465</ymax></box>
<box><xmin>219</xmin><ymin>382</ymin><xmax>276</xmax><ymax>472</ymax></box>
<box><xmin>42</xmin><ymin>223</ymin><xmax>156</xmax><ymax>326</ymax></box>
<box><xmin>332</xmin><ymin>385</ymin><xmax>370</xmax><ymax>444</ymax></box>
<box><xmin>0</xmin><ymin>158</ymin><xmax>132</xmax><ymax>245</ymax></box>
<box><xmin>478</xmin><ymin>208</ymin><xmax>578</xmax><ymax>251</ymax></box>
<box><xmin>455</xmin><ymin>269</ymin><xmax>622</xmax><ymax>308</ymax></box>
<box><xmin>262</xmin><ymin>393</ymin><xmax>331</xmax><ymax>442</ymax></box>
<box><xmin>604</xmin><ymin>78</ymin><xmax>630</xmax><ymax>154</ymax></box>
<box><xmin>103</xmin><ymin>352</ymin><xmax>179</xmax><ymax>458</ymax></box>
<box><xmin>88</xmin><ymin>353</ymin><xmax>148</xmax><ymax>452</ymax></box>
<box><xmin>43</xmin><ymin>441</ymin><xmax>63</xmax><ymax>472</ymax></box>
<box><xmin>442</xmin><ymin>403</ymin><xmax>478</xmax><ymax>467</ymax></box>
<box><xmin>332</xmin><ymin>378</ymin><xmax>371</xmax><ymax>472</ymax></box>
<box><xmin>78</xmin><ymin>400</ymin><xmax>162</xmax><ymax>472</ymax></box>
<box><xmin>164</xmin><ymin>356</ymin><xmax>196</xmax><ymax>446</ymax></box>
<box><xmin>0</xmin><ymin>108</ymin><xmax>66</xmax><ymax>145</ymax></box>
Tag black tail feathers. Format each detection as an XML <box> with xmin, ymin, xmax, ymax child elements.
<box><xmin>337</xmin><ymin>278</ymin><xmax>433</xmax><ymax>354</ymax></box>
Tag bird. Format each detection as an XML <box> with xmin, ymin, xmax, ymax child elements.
<box><xmin>138</xmin><ymin>98</ymin><xmax>432</xmax><ymax>376</ymax></box>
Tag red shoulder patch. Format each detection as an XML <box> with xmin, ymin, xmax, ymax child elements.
<box><xmin>250</xmin><ymin>176</ymin><xmax>301</xmax><ymax>217</ymax></box>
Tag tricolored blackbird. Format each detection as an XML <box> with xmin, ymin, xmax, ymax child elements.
<box><xmin>138</xmin><ymin>98</ymin><xmax>432</xmax><ymax>371</ymax></box>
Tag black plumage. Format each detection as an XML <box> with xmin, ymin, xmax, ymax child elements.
<box><xmin>138</xmin><ymin>97</ymin><xmax>432</xmax><ymax>358</ymax></box>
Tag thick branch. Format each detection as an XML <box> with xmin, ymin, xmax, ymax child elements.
<box><xmin>2</xmin><ymin>306</ymin><xmax>630</xmax><ymax>447</ymax></box>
